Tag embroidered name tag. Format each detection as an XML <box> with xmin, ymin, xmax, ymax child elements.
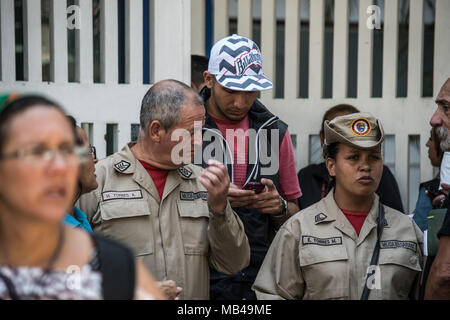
<box><xmin>180</xmin><ymin>191</ymin><xmax>208</xmax><ymax>201</ymax></box>
<box><xmin>380</xmin><ymin>240</ymin><xmax>417</xmax><ymax>253</ymax></box>
<box><xmin>102</xmin><ymin>190</ymin><xmax>143</xmax><ymax>201</ymax></box>
<box><xmin>302</xmin><ymin>236</ymin><xmax>343</xmax><ymax>246</ymax></box>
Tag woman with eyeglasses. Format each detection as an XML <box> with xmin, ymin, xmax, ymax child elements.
<box><xmin>0</xmin><ymin>94</ymin><xmax>164</xmax><ymax>300</ymax></box>
<box><xmin>64</xmin><ymin>116</ymin><xmax>98</xmax><ymax>233</ymax></box>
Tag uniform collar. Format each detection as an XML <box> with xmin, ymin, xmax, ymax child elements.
<box><xmin>112</xmin><ymin>142</ymin><xmax>199</xmax><ymax>180</ymax></box>
<box><xmin>319</xmin><ymin>188</ymin><xmax>380</xmax><ymax>243</ymax></box>
<box><xmin>112</xmin><ymin>142</ymin><xmax>200</xmax><ymax>203</ymax></box>
<box><xmin>111</xmin><ymin>143</ymin><xmax>138</xmax><ymax>174</ymax></box>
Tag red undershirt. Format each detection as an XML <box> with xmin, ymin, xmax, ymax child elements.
<box><xmin>340</xmin><ymin>209</ymin><xmax>369</xmax><ymax>236</ymax></box>
<box><xmin>209</xmin><ymin>114</ymin><xmax>249</xmax><ymax>189</ymax></box>
<box><xmin>139</xmin><ymin>160</ymin><xmax>169</xmax><ymax>199</ymax></box>
<box><xmin>208</xmin><ymin>114</ymin><xmax>303</xmax><ymax>201</ymax></box>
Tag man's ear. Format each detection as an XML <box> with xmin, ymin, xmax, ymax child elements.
<box><xmin>326</xmin><ymin>157</ymin><xmax>336</xmax><ymax>178</ymax></box>
<box><xmin>204</xmin><ymin>71</ymin><xmax>214</xmax><ymax>89</ymax></box>
<box><xmin>148</xmin><ymin>120</ymin><xmax>164</xmax><ymax>143</ymax></box>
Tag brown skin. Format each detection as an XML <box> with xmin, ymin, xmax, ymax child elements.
<box><xmin>131</xmin><ymin>97</ymin><xmax>206</xmax><ymax>170</ymax></box>
<box><xmin>132</xmin><ymin>96</ymin><xmax>229</xmax><ymax>212</ymax></box>
<box><xmin>203</xmin><ymin>72</ymin><xmax>299</xmax><ymax>226</ymax></box>
<box><xmin>76</xmin><ymin>127</ymin><xmax>98</xmax><ymax>194</ymax></box>
<box><xmin>426</xmin><ymin>78</ymin><xmax>450</xmax><ymax>300</ymax></box>
<box><xmin>326</xmin><ymin>144</ymin><xmax>383</xmax><ymax>212</ymax></box>
<box><xmin>430</xmin><ymin>78</ymin><xmax>450</xmax><ymax>130</ymax></box>
<box><xmin>426</xmin><ymin>128</ymin><xmax>442</xmax><ymax>168</ymax></box>
<box><xmin>0</xmin><ymin>107</ymin><xmax>164</xmax><ymax>300</ymax></box>
<box><xmin>0</xmin><ymin>107</ymin><xmax>79</xmax><ymax>268</ymax></box>
<box><xmin>68</xmin><ymin>127</ymin><xmax>99</xmax><ymax>216</ymax></box>
<box><xmin>155</xmin><ymin>280</ymin><xmax>182</xmax><ymax>300</ymax></box>
<box><xmin>203</xmin><ymin>71</ymin><xmax>258</xmax><ymax>122</ymax></box>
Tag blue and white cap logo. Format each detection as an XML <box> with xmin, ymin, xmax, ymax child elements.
<box><xmin>208</xmin><ymin>34</ymin><xmax>273</xmax><ymax>92</ymax></box>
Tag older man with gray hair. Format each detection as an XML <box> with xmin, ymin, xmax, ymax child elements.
<box><xmin>79</xmin><ymin>79</ymin><xmax>250</xmax><ymax>300</ymax></box>
<box><xmin>426</xmin><ymin>78</ymin><xmax>450</xmax><ymax>299</ymax></box>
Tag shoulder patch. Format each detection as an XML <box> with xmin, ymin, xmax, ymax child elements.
<box><xmin>315</xmin><ymin>213</ymin><xmax>328</xmax><ymax>223</ymax></box>
<box><xmin>302</xmin><ymin>236</ymin><xmax>343</xmax><ymax>246</ymax></box>
<box><xmin>178</xmin><ymin>166</ymin><xmax>193</xmax><ymax>179</ymax></box>
<box><xmin>114</xmin><ymin>160</ymin><xmax>131</xmax><ymax>172</ymax></box>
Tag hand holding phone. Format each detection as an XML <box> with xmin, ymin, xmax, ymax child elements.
<box><xmin>242</xmin><ymin>181</ymin><xmax>265</xmax><ymax>194</ymax></box>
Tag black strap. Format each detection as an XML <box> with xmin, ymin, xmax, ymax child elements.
<box><xmin>92</xmin><ymin>234</ymin><xmax>136</xmax><ymax>300</ymax></box>
<box><xmin>360</xmin><ymin>201</ymin><xmax>385</xmax><ymax>300</ymax></box>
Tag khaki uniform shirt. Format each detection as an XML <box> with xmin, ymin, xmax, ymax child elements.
<box><xmin>79</xmin><ymin>143</ymin><xmax>250</xmax><ymax>299</ymax></box>
<box><xmin>253</xmin><ymin>190</ymin><xmax>424</xmax><ymax>300</ymax></box>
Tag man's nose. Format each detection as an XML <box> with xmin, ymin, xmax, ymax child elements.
<box><xmin>233</xmin><ymin>93</ymin><xmax>250</xmax><ymax>108</ymax></box>
<box><xmin>430</xmin><ymin>109</ymin><xmax>442</xmax><ymax>127</ymax></box>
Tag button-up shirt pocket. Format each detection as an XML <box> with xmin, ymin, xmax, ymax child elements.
<box><xmin>99</xmin><ymin>199</ymin><xmax>154</xmax><ymax>256</ymax></box>
<box><xmin>177</xmin><ymin>200</ymin><xmax>210</xmax><ymax>256</ymax></box>
<box><xmin>299</xmin><ymin>243</ymin><xmax>349</xmax><ymax>299</ymax></box>
<box><xmin>378</xmin><ymin>247</ymin><xmax>422</xmax><ymax>299</ymax></box>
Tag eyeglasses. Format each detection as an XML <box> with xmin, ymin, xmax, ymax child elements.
<box><xmin>0</xmin><ymin>145</ymin><xmax>89</xmax><ymax>166</ymax></box>
<box><xmin>88</xmin><ymin>145</ymin><xmax>97</xmax><ymax>160</ymax></box>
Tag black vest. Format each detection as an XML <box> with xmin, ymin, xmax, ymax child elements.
<box><xmin>200</xmin><ymin>87</ymin><xmax>288</xmax><ymax>299</ymax></box>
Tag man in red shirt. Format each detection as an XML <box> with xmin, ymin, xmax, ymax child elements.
<box><xmin>200</xmin><ymin>34</ymin><xmax>301</xmax><ymax>300</ymax></box>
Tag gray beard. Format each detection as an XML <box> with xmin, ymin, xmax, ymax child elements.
<box><xmin>436</xmin><ymin>126</ymin><xmax>450</xmax><ymax>152</ymax></box>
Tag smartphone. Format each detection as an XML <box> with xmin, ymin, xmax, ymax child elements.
<box><xmin>243</xmin><ymin>182</ymin><xmax>265</xmax><ymax>194</ymax></box>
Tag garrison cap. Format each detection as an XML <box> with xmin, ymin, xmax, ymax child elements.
<box><xmin>324</xmin><ymin>112</ymin><xmax>384</xmax><ymax>149</ymax></box>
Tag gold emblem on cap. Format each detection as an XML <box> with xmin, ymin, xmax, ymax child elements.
<box><xmin>350</xmin><ymin>118</ymin><xmax>371</xmax><ymax>137</ymax></box>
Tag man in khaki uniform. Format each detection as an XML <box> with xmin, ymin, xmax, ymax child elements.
<box><xmin>79</xmin><ymin>80</ymin><xmax>250</xmax><ymax>300</ymax></box>
<box><xmin>253</xmin><ymin>113</ymin><xmax>424</xmax><ymax>300</ymax></box>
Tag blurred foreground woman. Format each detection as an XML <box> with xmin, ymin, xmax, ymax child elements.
<box><xmin>0</xmin><ymin>95</ymin><xmax>164</xmax><ymax>300</ymax></box>
<box><xmin>253</xmin><ymin>113</ymin><xmax>424</xmax><ymax>300</ymax></box>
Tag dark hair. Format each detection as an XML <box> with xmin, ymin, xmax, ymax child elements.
<box><xmin>191</xmin><ymin>55</ymin><xmax>209</xmax><ymax>89</ymax></box>
<box><xmin>65</xmin><ymin>115</ymin><xmax>86</xmax><ymax>200</ymax></box>
<box><xmin>320</xmin><ymin>104</ymin><xmax>360</xmax><ymax>136</ymax></box>
<box><xmin>0</xmin><ymin>95</ymin><xmax>70</xmax><ymax>153</ymax></box>
<box><xmin>140</xmin><ymin>79</ymin><xmax>203</xmax><ymax>133</ymax></box>
<box><xmin>323</xmin><ymin>142</ymin><xmax>340</xmax><ymax>160</ymax></box>
<box><xmin>66</xmin><ymin>115</ymin><xmax>84</xmax><ymax>146</ymax></box>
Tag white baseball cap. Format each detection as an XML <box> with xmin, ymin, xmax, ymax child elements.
<box><xmin>208</xmin><ymin>34</ymin><xmax>273</xmax><ymax>92</ymax></box>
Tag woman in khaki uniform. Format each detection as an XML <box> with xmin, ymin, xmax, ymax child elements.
<box><xmin>253</xmin><ymin>113</ymin><xmax>424</xmax><ymax>300</ymax></box>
